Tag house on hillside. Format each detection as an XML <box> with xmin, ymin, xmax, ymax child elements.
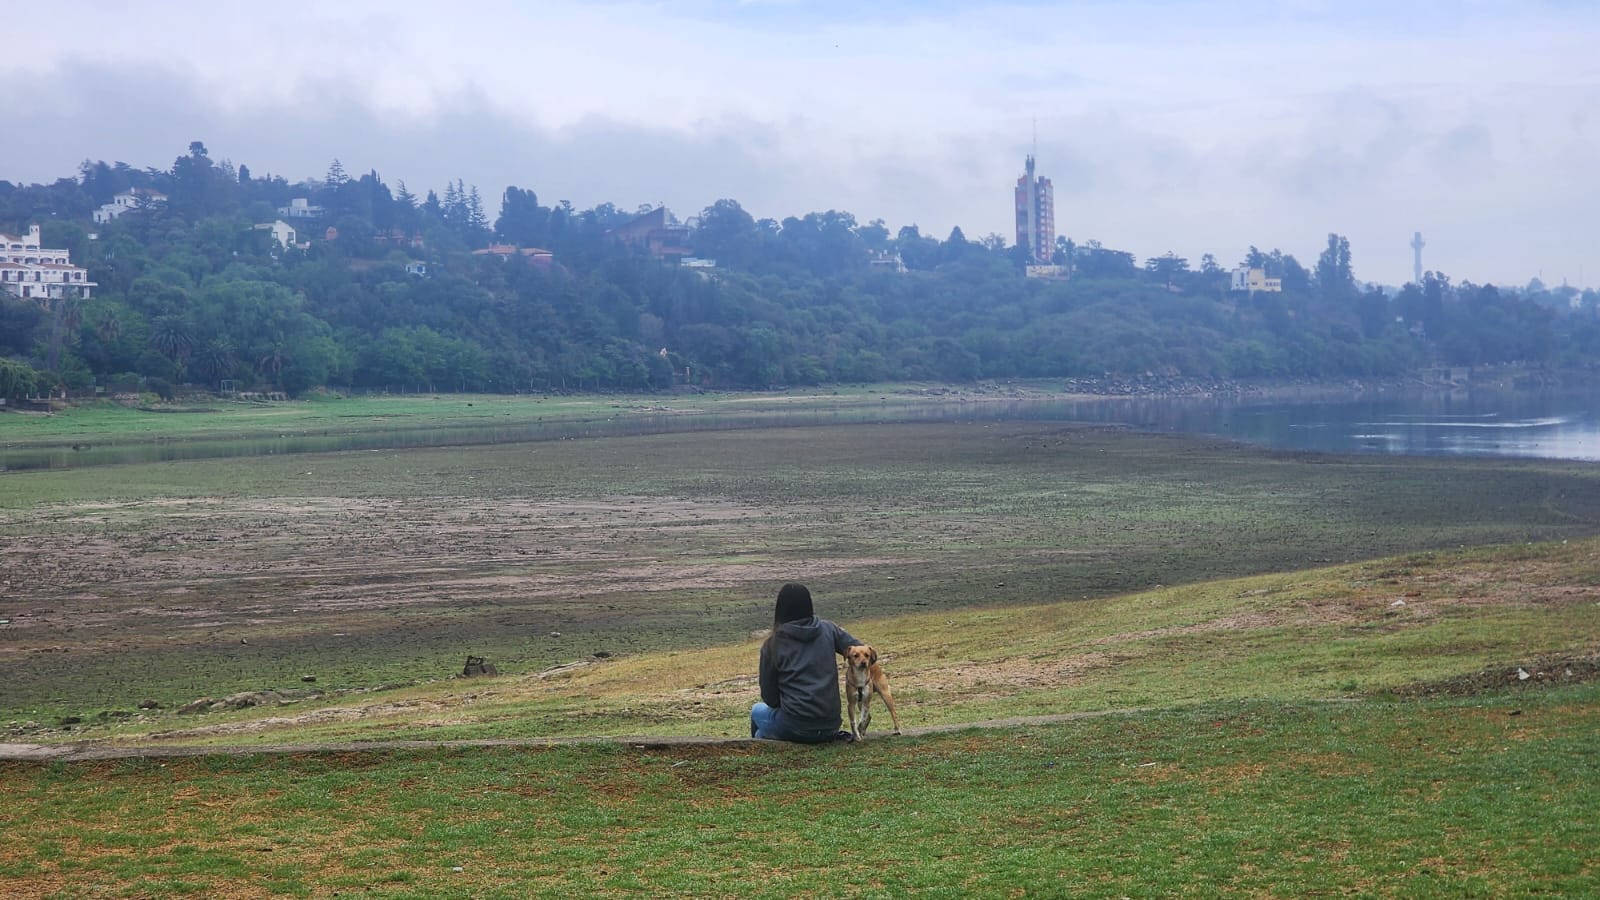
<box><xmin>92</xmin><ymin>187</ymin><xmax>167</xmax><ymax>224</ymax></box>
<box><xmin>1230</xmin><ymin>266</ymin><xmax>1282</xmax><ymax>293</ymax></box>
<box><xmin>0</xmin><ymin>224</ymin><xmax>97</xmax><ymax>301</ymax></box>
<box><xmin>869</xmin><ymin>250</ymin><xmax>907</xmax><ymax>274</ymax></box>
<box><xmin>278</xmin><ymin>198</ymin><xmax>325</xmax><ymax>219</ymax></box>
<box><xmin>471</xmin><ymin>244</ymin><xmax>554</xmax><ymax>269</ymax></box>
<box><xmin>609</xmin><ymin>206</ymin><xmax>692</xmax><ymax>259</ymax></box>
<box><xmin>253</xmin><ymin>220</ymin><xmax>297</xmax><ymax>250</ymax></box>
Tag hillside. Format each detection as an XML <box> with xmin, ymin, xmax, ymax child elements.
<box><xmin>4</xmin><ymin>146</ymin><xmax>1598</xmax><ymax>402</ymax></box>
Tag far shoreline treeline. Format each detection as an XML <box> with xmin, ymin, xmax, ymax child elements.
<box><xmin>3</xmin><ymin>143</ymin><xmax>1597</xmax><ymax>401</ymax></box>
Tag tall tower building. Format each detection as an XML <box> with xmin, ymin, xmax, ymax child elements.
<box><xmin>1411</xmin><ymin>231</ymin><xmax>1426</xmax><ymax>285</ymax></box>
<box><xmin>1014</xmin><ymin>155</ymin><xmax>1055</xmax><ymax>263</ymax></box>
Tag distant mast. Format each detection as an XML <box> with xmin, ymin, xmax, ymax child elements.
<box><xmin>1411</xmin><ymin>231</ymin><xmax>1426</xmax><ymax>285</ymax></box>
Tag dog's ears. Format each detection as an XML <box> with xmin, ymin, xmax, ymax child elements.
<box><xmin>869</xmin><ymin>647</ymin><xmax>878</xmax><ymax>665</ymax></box>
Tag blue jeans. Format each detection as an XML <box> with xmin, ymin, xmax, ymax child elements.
<box><xmin>750</xmin><ymin>702</ymin><xmax>841</xmax><ymax>744</ymax></box>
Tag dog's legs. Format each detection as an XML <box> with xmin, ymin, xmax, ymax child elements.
<box><xmin>875</xmin><ymin>679</ymin><xmax>902</xmax><ymax>735</ymax></box>
<box><xmin>847</xmin><ymin>682</ymin><xmax>862</xmax><ymax>740</ymax></box>
<box><xmin>859</xmin><ymin>686</ymin><xmax>872</xmax><ymax>735</ymax></box>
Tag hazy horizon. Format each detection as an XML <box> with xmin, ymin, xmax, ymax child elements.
<box><xmin>3</xmin><ymin>0</ymin><xmax>1596</xmax><ymax>289</ymax></box>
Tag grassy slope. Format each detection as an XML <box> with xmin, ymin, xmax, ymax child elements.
<box><xmin>73</xmin><ymin>536</ymin><xmax>1598</xmax><ymax>748</ymax></box>
<box><xmin>3</xmin><ymin>516</ymin><xmax>1597</xmax><ymax>895</ymax></box>
<box><xmin>2</xmin><ymin>686</ymin><xmax>1595</xmax><ymax>897</ymax></box>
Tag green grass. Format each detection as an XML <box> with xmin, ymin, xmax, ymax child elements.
<box><xmin>3</xmin><ymin>685</ymin><xmax>1596</xmax><ymax>897</ymax></box>
<box><xmin>0</xmin><ymin>384</ymin><xmax>990</xmax><ymax>450</ymax></box>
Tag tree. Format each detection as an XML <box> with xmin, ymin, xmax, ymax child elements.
<box><xmin>467</xmin><ymin>186</ymin><xmax>488</xmax><ymax>235</ymax></box>
<box><xmin>325</xmin><ymin>159</ymin><xmax>349</xmax><ymax>189</ymax></box>
<box><xmin>0</xmin><ymin>357</ymin><xmax>44</xmax><ymax>400</ymax></box>
<box><xmin>1145</xmin><ymin>252</ymin><xmax>1190</xmax><ymax>289</ymax></box>
<box><xmin>258</xmin><ymin>339</ymin><xmax>287</xmax><ymax>386</ymax></box>
<box><xmin>195</xmin><ymin>338</ymin><xmax>236</xmax><ymax>386</ymax></box>
<box><xmin>148</xmin><ymin>316</ymin><xmax>194</xmax><ymax>379</ymax></box>
<box><xmin>857</xmin><ymin>218</ymin><xmax>890</xmax><ymax>252</ymax></box>
<box><xmin>44</xmin><ymin>297</ymin><xmax>84</xmax><ymax>373</ymax></box>
<box><xmin>169</xmin><ymin>141</ymin><xmax>229</xmax><ymax>220</ymax></box>
<box><xmin>496</xmin><ymin>186</ymin><xmax>549</xmax><ymax>247</ymax></box>
<box><xmin>1315</xmin><ymin>233</ymin><xmax>1355</xmax><ymax>304</ymax></box>
<box><xmin>694</xmin><ymin>199</ymin><xmax>761</xmax><ymax>269</ymax></box>
<box><xmin>895</xmin><ymin>225</ymin><xmax>941</xmax><ymax>271</ymax></box>
<box><xmin>1076</xmin><ymin>241</ymin><xmax>1137</xmax><ymax>279</ymax></box>
<box><xmin>1052</xmin><ymin>236</ymin><xmax>1076</xmax><ymax>269</ymax></box>
<box><xmin>1421</xmin><ymin>272</ymin><xmax>1449</xmax><ymax>334</ymax></box>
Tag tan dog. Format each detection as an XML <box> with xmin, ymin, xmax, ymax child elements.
<box><xmin>844</xmin><ymin>644</ymin><xmax>902</xmax><ymax>740</ymax></box>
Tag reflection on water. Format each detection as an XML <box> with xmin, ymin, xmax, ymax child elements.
<box><xmin>3</xmin><ymin>388</ymin><xmax>1597</xmax><ymax>472</ymax></box>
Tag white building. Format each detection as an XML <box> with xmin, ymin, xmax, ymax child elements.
<box><xmin>92</xmin><ymin>188</ymin><xmax>167</xmax><ymax>224</ymax></box>
<box><xmin>1230</xmin><ymin>266</ymin><xmax>1282</xmax><ymax>293</ymax></box>
<box><xmin>252</xmin><ymin>220</ymin><xmax>297</xmax><ymax>250</ymax></box>
<box><xmin>0</xmin><ymin>225</ymin><xmax>97</xmax><ymax>301</ymax></box>
<box><xmin>277</xmin><ymin>198</ymin><xmax>325</xmax><ymax>219</ymax></box>
<box><xmin>867</xmin><ymin>251</ymin><xmax>906</xmax><ymax>273</ymax></box>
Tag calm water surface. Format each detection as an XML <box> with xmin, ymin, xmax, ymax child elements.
<box><xmin>1041</xmin><ymin>390</ymin><xmax>1600</xmax><ymax>462</ymax></box>
<box><xmin>3</xmin><ymin>389</ymin><xmax>1597</xmax><ymax>471</ymax></box>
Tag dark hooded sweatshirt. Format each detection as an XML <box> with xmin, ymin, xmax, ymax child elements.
<box><xmin>758</xmin><ymin>615</ymin><xmax>860</xmax><ymax>734</ymax></box>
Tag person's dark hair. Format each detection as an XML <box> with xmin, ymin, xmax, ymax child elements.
<box><xmin>774</xmin><ymin>582</ymin><xmax>814</xmax><ymax>625</ymax></box>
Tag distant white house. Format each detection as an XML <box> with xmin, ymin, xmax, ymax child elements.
<box><xmin>868</xmin><ymin>251</ymin><xmax>907</xmax><ymax>273</ymax></box>
<box><xmin>254</xmin><ymin>220</ymin><xmax>297</xmax><ymax>250</ymax></box>
<box><xmin>92</xmin><ymin>187</ymin><xmax>167</xmax><ymax>224</ymax></box>
<box><xmin>0</xmin><ymin>224</ymin><xmax>97</xmax><ymax>301</ymax></box>
<box><xmin>405</xmin><ymin>261</ymin><xmax>428</xmax><ymax>277</ymax></box>
<box><xmin>277</xmin><ymin>198</ymin><xmax>325</xmax><ymax>219</ymax></box>
<box><xmin>1230</xmin><ymin>266</ymin><xmax>1282</xmax><ymax>293</ymax></box>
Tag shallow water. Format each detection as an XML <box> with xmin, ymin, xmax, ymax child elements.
<box><xmin>2</xmin><ymin>388</ymin><xmax>1596</xmax><ymax>472</ymax></box>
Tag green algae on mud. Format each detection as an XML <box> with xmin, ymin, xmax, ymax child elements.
<box><xmin>4</xmin><ymin>420</ymin><xmax>1600</xmax><ymax>730</ymax></box>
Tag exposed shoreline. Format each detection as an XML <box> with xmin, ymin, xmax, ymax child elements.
<box><xmin>882</xmin><ymin>363</ymin><xmax>1591</xmax><ymax>405</ymax></box>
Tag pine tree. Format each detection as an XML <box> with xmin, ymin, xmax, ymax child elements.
<box><xmin>442</xmin><ymin>180</ymin><xmax>464</xmax><ymax>224</ymax></box>
<box><xmin>467</xmin><ymin>185</ymin><xmax>488</xmax><ymax>233</ymax></box>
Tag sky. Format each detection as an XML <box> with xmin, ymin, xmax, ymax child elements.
<box><xmin>3</xmin><ymin>0</ymin><xmax>1597</xmax><ymax>288</ymax></box>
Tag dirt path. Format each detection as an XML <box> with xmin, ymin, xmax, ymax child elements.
<box><xmin>0</xmin><ymin>709</ymin><xmax>1169</xmax><ymax>762</ymax></box>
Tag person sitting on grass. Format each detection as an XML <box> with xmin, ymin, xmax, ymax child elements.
<box><xmin>751</xmin><ymin>582</ymin><xmax>861</xmax><ymax>743</ymax></box>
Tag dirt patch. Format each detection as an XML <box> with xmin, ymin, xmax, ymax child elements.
<box><xmin>1386</xmin><ymin>653</ymin><xmax>1600</xmax><ymax>698</ymax></box>
<box><xmin>889</xmin><ymin>653</ymin><xmax>1127</xmax><ymax>700</ymax></box>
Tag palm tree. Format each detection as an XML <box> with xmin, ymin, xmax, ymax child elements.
<box><xmin>148</xmin><ymin>316</ymin><xmax>194</xmax><ymax>380</ymax></box>
<box><xmin>196</xmin><ymin>338</ymin><xmax>237</xmax><ymax>387</ymax></box>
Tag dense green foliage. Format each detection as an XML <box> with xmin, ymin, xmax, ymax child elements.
<box><xmin>3</xmin><ymin>144</ymin><xmax>1597</xmax><ymax>397</ymax></box>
